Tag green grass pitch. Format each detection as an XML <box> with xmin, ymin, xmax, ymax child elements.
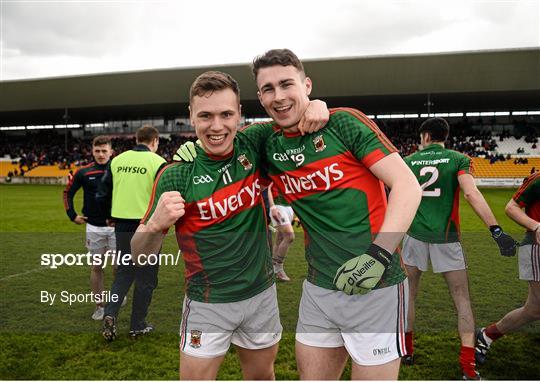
<box><xmin>0</xmin><ymin>184</ymin><xmax>539</xmax><ymax>379</ymax></box>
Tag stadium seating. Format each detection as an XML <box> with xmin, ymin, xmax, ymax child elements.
<box><xmin>17</xmin><ymin>158</ymin><xmax>537</xmax><ymax>179</ymax></box>
<box><xmin>3</xmin><ymin>124</ymin><xmax>539</xmax><ymax>180</ymax></box>
<box><xmin>494</xmin><ymin>137</ymin><xmax>540</xmax><ymax>156</ymax></box>
<box><xmin>472</xmin><ymin>157</ymin><xmax>540</xmax><ymax>178</ymax></box>
<box><xmin>24</xmin><ymin>165</ymin><xmax>73</xmax><ymax>178</ymax></box>
<box><xmin>0</xmin><ymin>162</ymin><xmax>21</xmax><ymax>177</ymax></box>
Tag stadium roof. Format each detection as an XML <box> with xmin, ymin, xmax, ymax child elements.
<box><xmin>1</xmin><ymin>48</ymin><xmax>539</xmax><ymax>125</ymax></box>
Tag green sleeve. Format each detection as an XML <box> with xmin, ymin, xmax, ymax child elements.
<box><xmin>457</xmin><ymin>153</ymin><xmax>473</xmax><ymax>176</ymax></box>
<box><xmin>332</xmin><ymin>109</ymin><xmax>397</xmax><ymax>167</ymax></box>
<box><xmin>514</xmin><ymin>179</ymin><xmax>536</xmax><ymax>207</ymax></box>
<box><xmin>239</xmin><ymin>122</ymin><xmax>275</xmax><ymax>151</ymax></box>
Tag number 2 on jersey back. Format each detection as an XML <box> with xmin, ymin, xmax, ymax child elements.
<box><xmin>420</xmin><ymin>166</ymin><xmax>441</xmax><ymax>197</ymax></box>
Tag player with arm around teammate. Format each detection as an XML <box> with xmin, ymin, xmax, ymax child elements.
<box><xmin>63</xmin><ymin>135</ymin><xmax>115</xmax><ymax>321</ymax></box>
<box><xmin>401</xmin><ymin>117</ymin><xmax>517</xmax><ymax>380</ymax></box>
<box><xmin>475</xmin><ymin>171</ymin><xmax>540</xmax><ymax>365</ymax></box>
<box><xmin>131</xmin><ymin>71</ymin><xmax>328</xmax><ymax>380</ymax></box>
<box><xmin>252</xmin><ymin>49</ymin><xmax>422</xmax><ymax>380</ymax></box>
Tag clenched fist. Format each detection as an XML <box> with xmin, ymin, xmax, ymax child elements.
<box><xmin>146</xmin><ymin>191</ymin><xmax>185</xmax><ymax>232</ymax></box>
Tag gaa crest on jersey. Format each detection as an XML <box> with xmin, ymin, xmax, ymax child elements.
<box><xmin>190</xmin><ymin>330</ymin><xmax>202</xmax><ymax>348</ymax></box>
<box><xmin>313</xmin><ymin>135</ymin><xmax>326</xmax><ymax>152</ymax></box>
<box><xmin>237</xmin><ymin>154</ymin><xmax>252</xmax><ymax>171</ymax></box>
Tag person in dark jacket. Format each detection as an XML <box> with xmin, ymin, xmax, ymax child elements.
<box><xmin>63</xmin><ymin>135</ymin><xmax>115</xmax><ymax>321</ymax></box>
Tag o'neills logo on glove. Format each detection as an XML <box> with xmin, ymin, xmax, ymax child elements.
<box><xmin>347</xmin><ymin>258</ymin><xmax>377</xmax><ymax>286</ymax></box>
<box><xmin>197</xmin><ymin>179</ymin><xmax>261</xmax><ymax>220</ymax></box>
<box><xmin>279</xmin><ymin>163</ymin><xmax>344</xmax><ymax>194</ymax></box>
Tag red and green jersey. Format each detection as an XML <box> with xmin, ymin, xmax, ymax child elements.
<box><xmin>271</xmin><ymin>185</ymin><xmax>291</xmax><ymax>206</ymax></box>
<box><xmin>264</xmin><ymin>108</ymin><xmax>407</xmax><ymax>291</ymax></box>
<box><xmin>513</xmin><ymin>171</ymin><xmax>540</xmax><ymax>244</ymax></box>
<box><xmin>404</xmin><ymin>144</ymin><xmax>473</xmax><ymax>243</ymax></box>
<box><xmin>142</xmin><ymin>124</ymin><xmax>275</xmax><ymax>303</ymax></box>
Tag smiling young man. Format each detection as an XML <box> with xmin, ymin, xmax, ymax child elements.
<box><xmin>131</xmin><ymin>71</ymin><xmax>327</xmax><ymax>380</ymax></box>
<box><xmin>63</xmin><ymin>136</ymin><xmax>115</xmax><ymax>321</ymax></box>
<box><xmin>252</xmin><ymin>49</ymin><xmax>422</xmax><ymax>380</ymax></box>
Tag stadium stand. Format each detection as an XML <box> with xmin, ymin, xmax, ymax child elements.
<box><xmin>0</xmin><ymin>133</ymin><xmax>195</xmax><ymax>174</ymax></box>
<box><xmin>472</xmin><ymin>157</ymin><xmax>540</xmax><ymax>178</ymax></box>
<box><xmin>0</xmin><ymin>161</ymin><xmax>21</xmax><ymax>177</ymax></box>
<box><xmin>2</xmin><ymin>116</ymin><xmax>539</xmax><ymax>181</ymax></box>
<box><xmin>493</xmin><ymin>136</ymin><xmax>540</xmax><ymax>156</ymax></box>
<box><xmin>24</xmin><ymin>166</ymin><xmax>73</xmax><ymax>178</ymax></box>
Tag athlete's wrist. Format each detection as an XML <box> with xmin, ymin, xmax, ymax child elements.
<box><xmin>365</xmin><ymin>243</ymin><xmax>392</xmax><ymax>267</ymax></box>
<box><xmin>145</xmin><ymin>220</ymin><xmax>163</xmax><ymax>233</ymax></box>
<box><xmin>489</xmin><ymin>225</ymin><xmax>503</xmax><ymax>238</ymax></box>
<box><xmin>270</xmin><ymin>205</ymin><xmax>278</xmax><ymax>210</ymax></box>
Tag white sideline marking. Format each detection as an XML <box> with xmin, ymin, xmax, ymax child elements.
<box><xmin>0</xmin><ymin>266</ymin><xmax>46</xmax><ymax>281</ymax></box>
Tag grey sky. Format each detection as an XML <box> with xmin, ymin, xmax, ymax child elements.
<box><xmin>1</xmin><ymin>0</ymin><xmax>539</xmax><ymax>80</ymax></box>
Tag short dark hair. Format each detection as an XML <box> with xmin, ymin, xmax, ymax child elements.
<box><xmin>136</xmin><ymin>125</ymin><xmax>159</xmax><ymax>144</ymax></box>
<box><xmin>419</xmin><ymin>118</ymin><xmax>450</xmax><ymax>142</ymax></box>
<box><xmin>251</xmin><ymin>49</ymin><xmax>305</xmax><ymax>79</ymax></box>
<box><xmin>92</xmin><ymin>135</ymin><xmax>111</xmax><ymax>147</ymax></box>
<box><xmin>189</xmin><ymin>71</ymin><xmax>240</xmax><ymax>103</ymax></box>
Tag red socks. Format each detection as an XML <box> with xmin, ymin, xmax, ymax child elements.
<box><xmin>406</xmin><ymin>330</ymin><xmax>487</xmax><ymax>378</ymax></box>
<box><xmin>460</xmin><ymin>346</ymin><xmax>477</xmax><ymax>378</ymax></box>
<box><xmin>405</xmin><ymin>331</ymin><xmax>414</xmax><ymax>355</ymax></box>
<box><xmin>485</xmin><ymin>323</ymin><xmax>504</xmax><ymax>341</ymax></box>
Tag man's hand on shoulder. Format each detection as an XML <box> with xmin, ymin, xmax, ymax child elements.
<box><xmin>298</xmin><ymin>99</ymin><xmax>329</xmax><ymax>135</ymax></box>
<box><xmin>173</xmin><ymin>140</ymin><xmax>199</xmax><ymax>162</ymax></box>
<box><xmin>146</xmin><ymin>191</ymin><xmax>185</xmax><ymax>232</ymax></box>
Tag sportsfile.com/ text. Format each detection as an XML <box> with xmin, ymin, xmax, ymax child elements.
<box><xmin>40</xmin><ymin>250</ymin><xmax>181</xmax><ymax>269</ymax></box>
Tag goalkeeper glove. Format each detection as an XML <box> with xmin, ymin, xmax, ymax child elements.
<box><xmin>173</xmin><ymin>140</ymin><xmax>199</xmax><ymax>162</ymax></box>
<box><xmin>333</xmin><ymin>243</ymin><xmax>392</xmax><ymax>295</ymax></box>
<box><xmin>490</xmin><ymin>225</ymin><xmax>518</xmax><ymax>257</ymax></box>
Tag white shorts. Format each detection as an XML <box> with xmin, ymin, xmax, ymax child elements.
<box><xmin>402</xmin><ymin>234</ymin><xmax>466</xmax><ymax>273</ymax></box>
<box><xmin>86</xmin><ymin>223</ymin><xmax>115</xmax><ymax>253</ymax></box>
<box><xmin>518</xmin><ymin>244</ymin><xmax>540</xmax><ymax>281</ymax></box>
<box><xmin>179</xmin><ymin>284</ymin><xmax>282</xmax><ymax>358</ymax></box>
<box><xmin>270</xmin><ymin>205</ymin><xmax>294</xmax><ymax>227</ymax></box>
<box><xmin>295</xmin><ymin>280</ymin><xmax>408</xmax><ymax>366</ymax></box>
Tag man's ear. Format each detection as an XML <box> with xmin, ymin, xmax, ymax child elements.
<box><xmin>257</xmin><ymin>90</ymin><xmax>263</xmax><ymax>105</ymax></box>
<box><xmin>188</xmin><ymin>105</ymin><xmax>194</xmax><ymax>126</ymax></box>
<box><xmin>304</xmin><ymin>77</ymin><xmax>313</xmax><ymax>96</ymax></box>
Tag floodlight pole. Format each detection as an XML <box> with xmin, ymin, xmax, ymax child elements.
<box><xmin>63</xmin><ymin>108</ymin><xmax>69</xmax><ymax>152</ymax></box>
